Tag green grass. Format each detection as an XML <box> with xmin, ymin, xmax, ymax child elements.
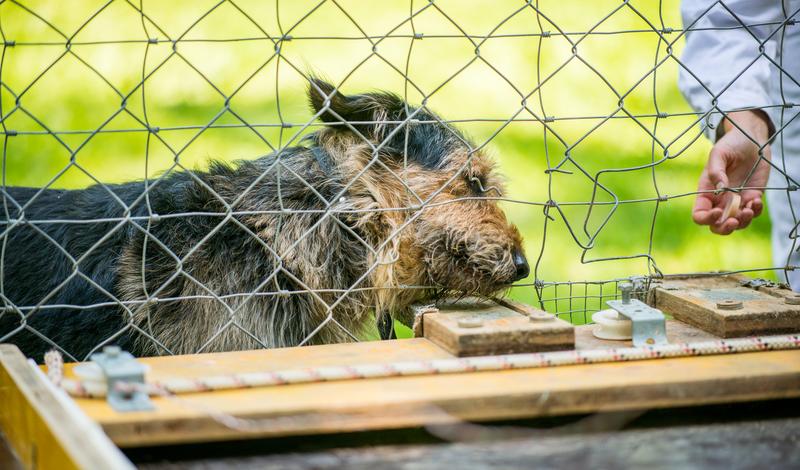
<box><xmin>1</xmin><ymin>1</ymin><xmax>775</xmax><ymax>337</ymax></box>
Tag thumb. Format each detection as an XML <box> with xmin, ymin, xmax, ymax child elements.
<box><xmin>707</xmin><ymin>147</ymin><xmax>730</xmax><ymax>190</ymax></box>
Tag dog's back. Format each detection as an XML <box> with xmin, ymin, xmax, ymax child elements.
<box><xmin>0</xmin><ymin>184</ymin><xmax>141</xmax><ymax>360</ymax></box>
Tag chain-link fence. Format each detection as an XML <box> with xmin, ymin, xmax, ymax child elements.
<box><xmin>1</xmin><ymin>0</ymin><xmax>798</xmax><ymax>361</ymax></box>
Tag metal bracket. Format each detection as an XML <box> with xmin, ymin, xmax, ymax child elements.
<box><xmin>91</xmin><ymin>346</ymin><xmax>154</xmax><ymax>412</ymax></box>
<box><xmin>606</xmin><ymin>282</ymin><xmax>668</xmax><ymax>347</ymax></box>
<box><xmin>740</xmin><ymin>278</ymin><xmax>790</xmax><ymax>290</ymax></box>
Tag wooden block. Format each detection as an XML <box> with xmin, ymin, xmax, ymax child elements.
<box><xmin>421</xmin><ymin>298</ymin><xmax>574</xmax><ymax>357</ymax></box>
<box><xmin>654</xmin><ymin>275</ymin><xmax>800</xmax><ymax>338</ymax></box>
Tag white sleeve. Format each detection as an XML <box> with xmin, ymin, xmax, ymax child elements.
<box><xmin>679</xmin><ymin>0</ymin><xmax>783</xmax><ymax>140</ymax></box>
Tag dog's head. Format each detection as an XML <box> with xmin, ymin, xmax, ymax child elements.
<box><xmin>308</xmin><ymin>79</ymin><xmax>527</xmax><ymax>300</ymax></box>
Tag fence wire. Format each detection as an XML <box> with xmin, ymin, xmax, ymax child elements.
<box><xmin>0</xmin><ymin>0</ymin><xmax>798</xmax><ymax>361</ymax></box>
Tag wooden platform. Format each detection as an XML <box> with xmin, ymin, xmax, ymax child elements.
<box><xmin>1</xmin><ymin>310</ymin><xmax>799</xmax><ymax>467</ymax></box>
<box><xmin>51</xmin><ymin>322</ymin><xmax>800</xmax><ymax>448</ymax></box>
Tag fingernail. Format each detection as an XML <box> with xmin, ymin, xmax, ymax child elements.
<box><xmin>715</xmin><ymin>182</ymin><xmax>725</xmax><ymax>191</ymax></box>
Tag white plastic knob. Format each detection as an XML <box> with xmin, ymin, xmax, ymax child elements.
<box><xmin>591</xmin><ymin>309</ymin><xmax>633</xmax><ymax>340</ymax></box>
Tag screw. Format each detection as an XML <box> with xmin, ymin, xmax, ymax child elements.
<box><xmin>785</xmin><ymin>294</ymin><xmax>800</xmax><ymax>305</ymax></box>
<box><xmin>716</xmin><ymin>300</ymin><xmax>743</xmax><ymax>310</ymax></box>
<box><xmin>457</xmin><ymin>317</ymin><xmax>483</xmax><ymax>328</ymax></box>
<box><xmin>619</xmin><ymin>282</ymin><xmax>634</xmax><ymax>304</ymax></box>
<box><xmin>103</xmin><ymin>345</ymin><xmax>122</xmax><ymax>357</ymax></box>
<box><xmin>528</xmin><ymin>311</ymin><xmax>555</xmax><ymax>322</ymax></box>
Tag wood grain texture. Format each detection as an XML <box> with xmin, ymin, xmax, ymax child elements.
<box><xmin>64</xmin><ymin>338</ymin><xmax>800</xmax><ymax>448</ymax></box>
<box><xmin>654</xmin><ymin>275</ymin><xmax>800</xmax><ymax>337</ymax></box>
<box><xmin>0</xmin><ymin>344</ymin><xmax>133</xmax><ymax>470</ymax></box>
<box><xmin>422</xmin><ymin>298</ymin><xmax>574</xmax><ymax>356</ymax></box>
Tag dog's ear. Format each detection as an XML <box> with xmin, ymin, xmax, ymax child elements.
<box><xmin>307</xmin><ymin>78</ymin><xmax>403</xmax><ymax>139</ymax></box>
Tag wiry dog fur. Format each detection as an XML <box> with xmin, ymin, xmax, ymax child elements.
<box><xmin>0</xmin><ymin>79</ymin><xmax>528</xmax><ymax>360</ymax></box>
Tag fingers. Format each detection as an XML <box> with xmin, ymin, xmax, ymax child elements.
<box><xmin>735</xmin><ymin>207</ymin><xmax>755</xmax><ymax>229</ymax></box>
<box><xmin>693</xmin><ymin>205</ymin><xmax>723</xmax><ymax>225</ymax></box>
<box><xmin>710</xmin><ymin>216</ymin><xmax>739</xmax><ymax>235</ymax></box>
<box><xmin>749</xmin><ymin>198</ymin><xmax>764</xmax><ymax>217</ymax></box>
<box><xmin>693</xmin><ymin>189</ymin><xmax>754</xmax><ymax>235</ymax></box>
<box><xmin>750</xmin><ymin>198</ymin><xmax>763</xmax><ymax>217</ymax></box>
<box><xmin>706</xmin><ymin>147</ymin><xmax>730</xmax><ymax>189</ymax></box>
<box><xmin>692</xmin><ymin>192</ymin><xmax>722</xmax><ymax>225</ymax></box>
<box><xmin>740</xmin><ymin>189</ymin><xmax>764</xmax><ymax>218</ymax></box>
<box><xmin>693</xmin><ymin>169</ymin><xmax>723</xmax><ymax>226</ymax></box>
<box><xmin>703</xmin><ymin>195</ymin><xmax>759</xmax><ymax>234</ymax></box>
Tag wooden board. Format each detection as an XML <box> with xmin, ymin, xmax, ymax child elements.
<box><xmin>62</xmin><ymin>337</ymin><xmax>800</xmax><ymax>448</ymax></box>
<box><xmin>0</xmin><ymin>345</ymin><xmax>133</xmax><ymax>470</ymax></box>
<box><xmin>0</xmin><ymin>431</ymin><xmax>22</xmax><ymax>470</ymax></box>
<box><xmin>421</xmin><ymin>298</ymin><xmax>574</xmax><ymax>356</ymax></box>
<box><xmin>136</xmin><ymin>414</ymin><xmax>800</xmax><ymax>469</ymax></box>
<box><xmin>654</xmin><ymin>275</ymin><xmax>800</xmax><ymax>337</ymax></box>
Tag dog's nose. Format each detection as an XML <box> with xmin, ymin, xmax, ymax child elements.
<box><xmin>512</xmin><ymin>248</ymin><xmax>529</xmax><ymax>282</ymax></box>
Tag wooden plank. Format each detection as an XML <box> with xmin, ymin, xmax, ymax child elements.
<box><xmin>64</xmin><ymin>338</ymin><xmax>800</xmax><ymax>447</ymax></box>
<box><xmin>654</xmin><ymin>275</ymin><xmax>800</xmax><ymax>337</ymax></box>
<box><xmin>114</xmin><ymin>337</ymin><xmax>453</xmax><ymax>380</ymax></box>
<box><xmin>0</xmin><ymin>433</ymin><xmax>23</xmax><ymax>470</ymax></box>
<box><xmin>0</xmin><ymin>344</ymin><xmax>133</xmax><ymax>470</ymax></box>
<box><xmin>148</xmin><ymin>416</ymin><xmax>800</xmax><ymax>470</ymax></box>
<box><xmin>421</xmin><ymin>298</ymin><xmax>574</xmax><ymax>356</ymax></box>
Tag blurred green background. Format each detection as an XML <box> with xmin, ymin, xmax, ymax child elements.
<box><xmin>0</xmin><ymin>1</ymin><xmax>773</xmax><ymax>329</ymax></box>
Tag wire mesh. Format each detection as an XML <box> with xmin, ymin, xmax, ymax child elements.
<box><xmin>0</xmin><ymin>0</ymin><xmax>798</xmax><ymax>361</ymax></box>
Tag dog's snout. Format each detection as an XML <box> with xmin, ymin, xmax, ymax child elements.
<box><xmin>512</xmin><ymin>248</ymin><xmax>529</xmax><ymax>282</ymax></box>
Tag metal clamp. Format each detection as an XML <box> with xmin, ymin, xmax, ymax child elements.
<box><xmin>740</xmin><ymin>278</ymin><xmax>790</xmax><ymax>290</ymax></box>
<box><xmin>606</xmin><ymin>282</ymin><xmax>668</xmax><ymax>347</ymax></box>
<box><xmin>91</xmin><ymin>346</ymin><xmax>153</xmax><ymax>412</ymax></box>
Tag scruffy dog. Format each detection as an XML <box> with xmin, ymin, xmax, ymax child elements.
<box><xmin>0</xmin><ymin>79</ymin><xmax>528</xmax><ymax>360</ymax></box>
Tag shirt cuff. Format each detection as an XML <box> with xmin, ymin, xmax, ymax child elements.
<box><xmin>695</xmin><ymin>91</ymin><xmax>776</xmax><ymax>142</ymax></box>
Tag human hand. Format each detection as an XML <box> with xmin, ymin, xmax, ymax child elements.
<box><xmin>692</xmin><ymin>110</ymin><xmax>772</xmax><ymax>235</ymax></box>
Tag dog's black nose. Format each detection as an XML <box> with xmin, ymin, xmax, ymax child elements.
<box><xmin>512</xmin><ymin>248</ymin><xmax>529</xmax><ymax>282</ymax></box>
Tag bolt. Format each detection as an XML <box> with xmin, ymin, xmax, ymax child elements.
<box><xmin>528</xmin><ymin>311</ymin><xmax>555</xmax><ymax>322</ymax></box>
<box><xmin>457</xmin><ymin>317</ymin><xmax>483</xmax><ymax>328</ymax></box>
<box><xmin>103</xmin><ymin>345</ymin><xmax>122</xmax><ymax>357</ymax></box>
<box><xmin>785</xmin><ymin>294</ymin><xmax>800</xmax><ymax>305</ymax></box>
<box><xmin>716</xmin><ymin>299</ymin><xmax>743</xmax><ymax>310</ymax></box>
<box><xmin>619</xmin><ymin>282</ymin><xmax>634</xmax><ymax>304</ymax></box>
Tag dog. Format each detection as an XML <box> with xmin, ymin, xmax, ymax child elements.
<box><xmin>0</xmin><ymin>79</ymin><xmax>528</xmax><ymax>361</ymax></box>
